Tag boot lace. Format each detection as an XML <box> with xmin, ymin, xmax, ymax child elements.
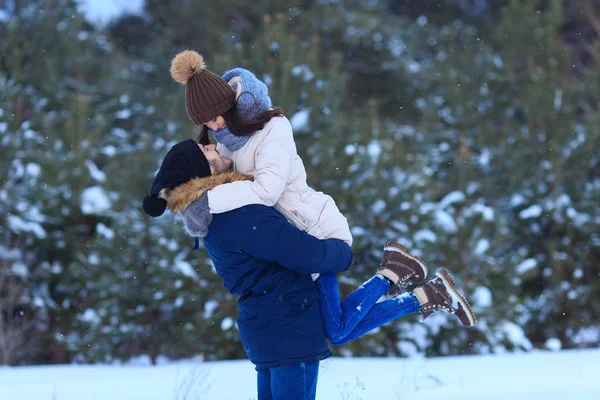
<box><xmin>423</xmin><ymin>303</ymin><xmax>454</xmax><ymax>314</ymax></box>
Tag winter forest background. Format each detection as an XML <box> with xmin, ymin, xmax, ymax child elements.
<box><xmin>0</xmin><ymin>0</ymin><xmax>599</xmax><ymax>366</ymax></box>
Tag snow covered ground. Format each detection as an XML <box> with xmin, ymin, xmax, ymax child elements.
<box><xmin>1</xmin><ymin>349</ymin><xmax>598</xmax><ymax>400</ymax></box>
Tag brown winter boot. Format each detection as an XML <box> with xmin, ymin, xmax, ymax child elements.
<box><xmin>413</xmin><ymin>269</ymin><xmax>477</xmax><ymax>327</ymax></box>
<box><xmin>377</xmin><ymin>241</ymin><xmax>428</xmax><ymax>289</ymax></box>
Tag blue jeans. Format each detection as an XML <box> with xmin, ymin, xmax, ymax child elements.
<box><xmin>315</xmin><ymin>274</ymin><xmax>421</xmax><ymax>346</ymax></box>
<box><xmin>256</xmin><ymin>361</ymin><xmax>319</xmax><ymax>400</ymax></box>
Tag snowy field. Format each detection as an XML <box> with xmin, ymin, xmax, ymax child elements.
<box><xmin>1</xmin><ymin>349</ymin><xmax>598</xmax><ymax>400</ymax></box>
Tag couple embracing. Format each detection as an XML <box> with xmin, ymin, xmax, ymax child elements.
<box><xmin>142</xmin><ymin>50</ymin><xmax>477</xmax><ymax>400</ymax></box>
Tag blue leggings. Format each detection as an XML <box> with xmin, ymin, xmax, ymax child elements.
<box><xmin>315</xmin><ymin>273</ymin><xmax>421</xmax><ymax>345</ymax></box>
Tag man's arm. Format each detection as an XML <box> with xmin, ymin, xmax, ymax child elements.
<box><xmin>237</xmin><ymin>207</ymin><xmax>352</xmax><ymax>275</ymax></box>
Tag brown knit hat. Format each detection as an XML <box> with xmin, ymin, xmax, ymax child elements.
<box><xmin>170</xmin><ymin>50</ymin><xmax>235</xmax><ymax>125</ymax></box>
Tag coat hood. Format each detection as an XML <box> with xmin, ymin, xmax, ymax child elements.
<box><xmin>160</xmin><ymin>171</ymin><xmax>253</xmax><ymax>214</ymax></box>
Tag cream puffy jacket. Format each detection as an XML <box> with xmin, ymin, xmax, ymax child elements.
<box><xmin>207</xmin><ymin>116</ymin><xmax>353</xmax><ymax>246</ymax></box>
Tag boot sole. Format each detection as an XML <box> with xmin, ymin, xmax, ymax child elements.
<box><xmin>436</xmin><ymin>269</ymin><xmax>477</xmax><ymax>326</ymax></box>
<box><xmin>383</xmin><ymin>242</ymin><xmax>428</xmax><ymax>283</ymax></box>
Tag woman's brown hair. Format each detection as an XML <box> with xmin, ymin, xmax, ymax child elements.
<box><xmin>196</xmin><ymin>100</ymin><xmax>284</xmax><ymax>145</ymax></box>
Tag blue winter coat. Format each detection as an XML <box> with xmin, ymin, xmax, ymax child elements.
<box><xmin>203</xmin><ymin>204</ymin><xmax>352</xmax><ymax>369</ymax></box>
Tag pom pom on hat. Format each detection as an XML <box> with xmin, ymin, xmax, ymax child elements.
<box><xmin>170</xmin><ymin>50</ymin><xmax>206</xmax><ymax>85</ymax></box>
<box><xmin>143</xmin><ymin>195</ymin><xmax>168</xmax><ymax>218</ymax></box>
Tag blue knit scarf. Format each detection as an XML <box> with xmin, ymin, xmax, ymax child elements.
<box><xmin>210</xmin><ymin>126</ymin><xmax>250</xmax><ymax>152</ymax></box>
<box><xmin>210</xmin><ymin>68</ymin><xmax>273</xmax><ymax>152</ymax></box>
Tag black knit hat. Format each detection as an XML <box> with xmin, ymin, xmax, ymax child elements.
<box><xmin>142</xmin><ymin>139</ymin><xmax>211</xmax><ymax>217</ymax></box>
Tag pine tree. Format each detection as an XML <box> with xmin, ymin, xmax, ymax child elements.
<box><xmin>489</xmin><ymin>0</ymin><xmax>600</xmax><ymax>349</ymax></box>
<box><xmin>3</xmin><ymin>0</ymin><xmax>599</xmax><ymax>365</ymax></box>
<box><xmin>0</xmin><ymin>0</ymin><xmax>125</xmax><ymax>363</ymax></box>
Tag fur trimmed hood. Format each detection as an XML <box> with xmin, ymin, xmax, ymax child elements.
<box><xmin>160</xmin><ymin>171</ymin><xmax>253</xmax><ymax>214</ymax></box>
